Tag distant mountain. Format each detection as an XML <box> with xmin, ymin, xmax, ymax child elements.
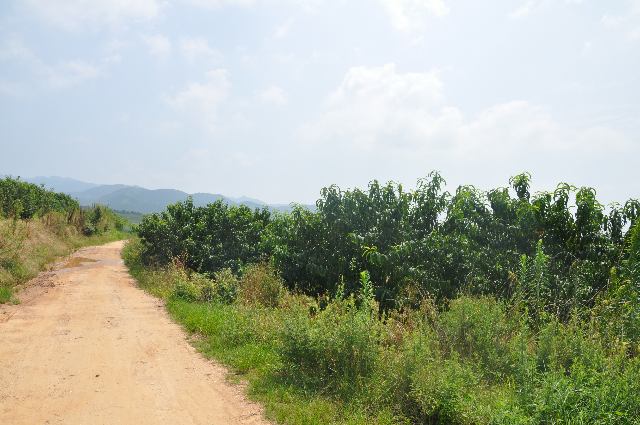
<box><xmin>191</xmin><ymin>192</ymin><xmax>227</xmax><ymax>206</ymax></box>
<box><xmin>191</xmin><ymin>193</ymin><xmax>264</xmax><ymax>210</ymax></box>
<box><xmin>69</xmin><ymin>184</ymin><xmax>136</xmax><ymax>205</ymax></box>
<box><xmin>227</xmin><ymin>195</ymin><xmax>265</xmax><ymax>205</ymax></box>
<box><xmin>19</xmin><ymin>175</ymin><xmax>315</xmax><ymax>214</ymax></box>
<box><xmin>96</xmin><ymin>188</ymin><xmax>298</xmax><ymax>214</ymax></box>
<box><xmin>22</xmin><ymin>176</ymin><xmax>99</xmax><ymax>193</ymax></box>
<box><xmin>99</xmin><ymin>188</ymin><xmax>195</xmax><ymax>213</ymax></box>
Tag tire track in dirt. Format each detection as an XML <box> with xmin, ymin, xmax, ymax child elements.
<box><xmin>0</xmin><ymin>241</ymin><xmax>270</xmax><ymax>425</ymax></box>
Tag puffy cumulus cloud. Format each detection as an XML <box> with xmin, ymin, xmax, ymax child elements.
<box><xmin>379</xmin><ymin>0</ymin><xmax>449</xmax><ymax>31</ymax></box>
<box><xmin>0</xmin><ymin>38</ymin><xmax>116</xmax><ymax>89</ymax></box>
<box><xmin>453</xmin><ymin>101</ymin><xmax>561</xmax><ymax>163</ymax></box>
<box><xmin>20</xmin><ymin>0</ymin><xmax>163</xmax><ymax>31</ymax></box>
<box><xmin>141</xmin><ymin>34</ymin><xmax>172</xmax><ymax>62</ymax></box>
<box><xmin>160</xmin><ymin>69</ymin><xmax>231</xmax><ymax>131</ymax></box>
<box><xmin>299</xmin><ymin>63</ymin><xmax>445</xmax><ymax>150</ymax></box>
<box><xmin>259</xmin><ymin>85</ymin><xmax>288</xmax><ymax>105</ymax></box>
<box><xmin>298</xmin><ymin>64</ymin><xmax>637</xmax><ymax>173</ymax></box>
<box><xmin>179</xmin><ymin>37</ymin><xmax>221</xmax><ymax>64</ymax></box>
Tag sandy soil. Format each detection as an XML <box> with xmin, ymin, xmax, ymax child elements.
<box><xmin>0</xmin><ymin>241</ymin><xmax>270</xmax><ymax>425</ymax></box>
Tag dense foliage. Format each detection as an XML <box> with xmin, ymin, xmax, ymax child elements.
<box><xmin>126</xmin><ymin>172</ymin><xmax>640</xmax><ymax>423</ymax></box>
<box><xmin>135</xmin><ymin>198</ymin><xmax>271</xmax><ymax>274</ymax></box>
<box><xmin>0</xmin><ymin>175</ymin><xmax>80</xmax><ymax>219</ymax></box>
<box><xmin>124</xmin><ymin>233</ymin><xmax>640</xmax><ymax>424</ymax></box>
<box><xmin>135</xmin><ymin>172</ymin><xmax>639</xmax><ymax>314</ymax></box>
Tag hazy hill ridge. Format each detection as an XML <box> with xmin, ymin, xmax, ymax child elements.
<box><xmin>19</xmin><ymin>176</ymin><xmax>314</xmax><ymax>214</ymax></box>
<box><xmin>23</xmin><ymin>175</ymin><xmax>99</xmax><ymax>193</ymax></box>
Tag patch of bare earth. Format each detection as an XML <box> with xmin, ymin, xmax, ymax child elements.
<box><xmin>0</xmin><ymin>241</ymin><xmax>270</xmax><ymax>424</ymax></box>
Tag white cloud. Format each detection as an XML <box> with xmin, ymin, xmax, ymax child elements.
<box><xmin>102</xmin><ymin>54</ymin><xmax>123</xmax><ymax>65</ymax></box>
<box><xmin>161</xmin><ymin>69</ymin><xmax>231</xmax><ymax>131</ymax></box>
<box><xmin>454</xmin><ymin>101</ymin><xmax>560</xmax><ymax>161</ymax></box>
<box><xmin>0</xmin><ymin>39</ymin><xmax>39</xmax><ymax>63</ymax></box>
<box><xmin>509</xmin><ymin>0</ymin><xmax>534</xmax><ymax>19</ymax></box>
<box><xmin>259</xmin><ymin>85</ymin><xmax>288</xmax><ymax>105</ymax></box>
<box><xmin>0</xmin><ymin>39</ymin><xmax>114</xmax><ymax>89</ymax></box>
<box><xmin>275</xmin><ymin>18</ymin><xmax>294</xmax><ymax>38</ymax></box>
<box><xmin>569</xmin><ymin>125</ymin><xmax>635</xmax><ymax>154</ymax></box>
<box><xmin>21</xmin><ymin>0</ymin><xmax>163</xmax><ymax>31</ymax></box>
<box><xmin>327</xmin><ymin>63</ymin><xmax>444</xmax><ymax>105</ymax></box>
<box><xmin>582</xmin><ymin>41</ymin><xmax>592</xmax><ymax>55</ymax></box>
<box><xmin>106</xmin><ymin>39</ymin><xmax>133</xmax><ymax>52</ymax></box>
<box><xmin>299</xmin><ymin>63</ymin><xmax>444</xmax><ymax>150</ymax></box>
<box><xmin>47</xmin><ymin>60</ymin><xmax>102</xmax><ymax>89</ymax></box>
<box><xmin>298</xmin><ymin>64</ymin><xmax>636</xmax><ymax>165</ymax></box>
<box><xmin>379</xmin><ymin>0</ymin><xmax>449</xmax><ymax>31</ymax></box>
<box><xmin>508</xmin><ymin>0</ymin><xmax>591</xmax><ymax>20</ymax></box>
<box><xmin>141</xmin><ymin>34</ymin><xmax>172</xmax><ymax>62</ymax></box>
<box><xmin>179</xmin><ymin>37</ymin><xmax>221</xmax><ymax>64</ymax></box>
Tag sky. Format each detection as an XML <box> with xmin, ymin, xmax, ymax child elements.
<box><xmin>0</xmin><ymin>0</ymin><xmax>639</xmax><ymax>205</ymax></box>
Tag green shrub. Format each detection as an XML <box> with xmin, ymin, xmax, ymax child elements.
<box><xmin>240</xmin><ymin>262</ymin><xmax>285</xmax><ymax>308</ymax></box>
<box><xmin>525</xmin><ymin>354</ymin><xmax>640</xmax><ymax>424</ymax></box>
<box><xmin>410</xmin><ymin>355</ymin><xmax>482</xmax><ymax>423</ymax></box>
<box><xmin>0</xmin><ymin>175</ymin><xmax>79</xmax><ymax>219</ymax></box>
<box><xmin>135</xmin><ymin>198</ymin><xmax>270</xmax><ymax>274</ymax></box>
<box><xmin>436</xmin><ymin>295</ymin><xmax>519</xmax><ymax>382</ymax></box>
<box><xmin>125</xmin><ymin>245</ymin><xmax>640</xmax><ymax>424</ymax></box>
<box><xmin>211</xmin><ymin>268</ymin><xmax>239</xmax><ymax>304</ymax></box>
<box><xmin>0</xmin><ymin>255</ymin><xmax>29</xmax><ymax>283</ymax></box>
<box><xmin>0</xmin><ymin>284</ymin><xmax>17</xmax><ymax>304</ymax></box>
<box><xmin>171</xmin><ymin>277</ymin><xmax>202</xmax><ymax>302</ymax></box>
<box><xmin>279</xmin><ymin>292</ymin><xmax>382</xmax><ymax>396</ymax></box>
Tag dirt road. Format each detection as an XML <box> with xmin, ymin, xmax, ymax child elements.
<box><xmin>0</xmin><ymin>241</ymin><xmax>269</xmax><ymax>424</ymax></box>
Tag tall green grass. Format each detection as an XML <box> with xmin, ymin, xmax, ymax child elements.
<box><xmin>0</xmin><ymin>285</ymin><xmax>16</xmax><ymax>304</ymax></box>
<box><xmin>0</xmin><ymin>205</ymin><xmax>130</xmax><ymax>305</ymax></box>
<box><xmin>123</xmin><ymin>239</ymin><xmax>640</xmax><ymax>424</ymax></box>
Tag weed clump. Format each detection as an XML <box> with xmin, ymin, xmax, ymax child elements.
<box><xmin>279</xmin><ymin>296</ymin><xmax>382</xmax><ymax>395</ymax></box>
<box><xmin>239</xmin><ymin>262</ymin><xmax>285</xmax><ymax>308</ymax></box>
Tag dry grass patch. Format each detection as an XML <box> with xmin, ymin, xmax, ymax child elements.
<box><xmin>0</xmin><ymin>213</ymin><xmax>128</xmax><ymax>304</ymax></box>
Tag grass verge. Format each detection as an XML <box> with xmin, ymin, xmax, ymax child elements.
<box><xmin>0</xmin><ymin>210</ymin><xmax>129</xmax><ymax>304</ymax></box>
<box><xmin>123</xmin><ymin>239</ymin><xmax>640</xmax><ymax>425</ymax></box>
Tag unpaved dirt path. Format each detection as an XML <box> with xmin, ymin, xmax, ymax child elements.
<box><xmin>0</xmin><ymin>241</ymin><xmax>270</xmax><ymax>425</ymax></box>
